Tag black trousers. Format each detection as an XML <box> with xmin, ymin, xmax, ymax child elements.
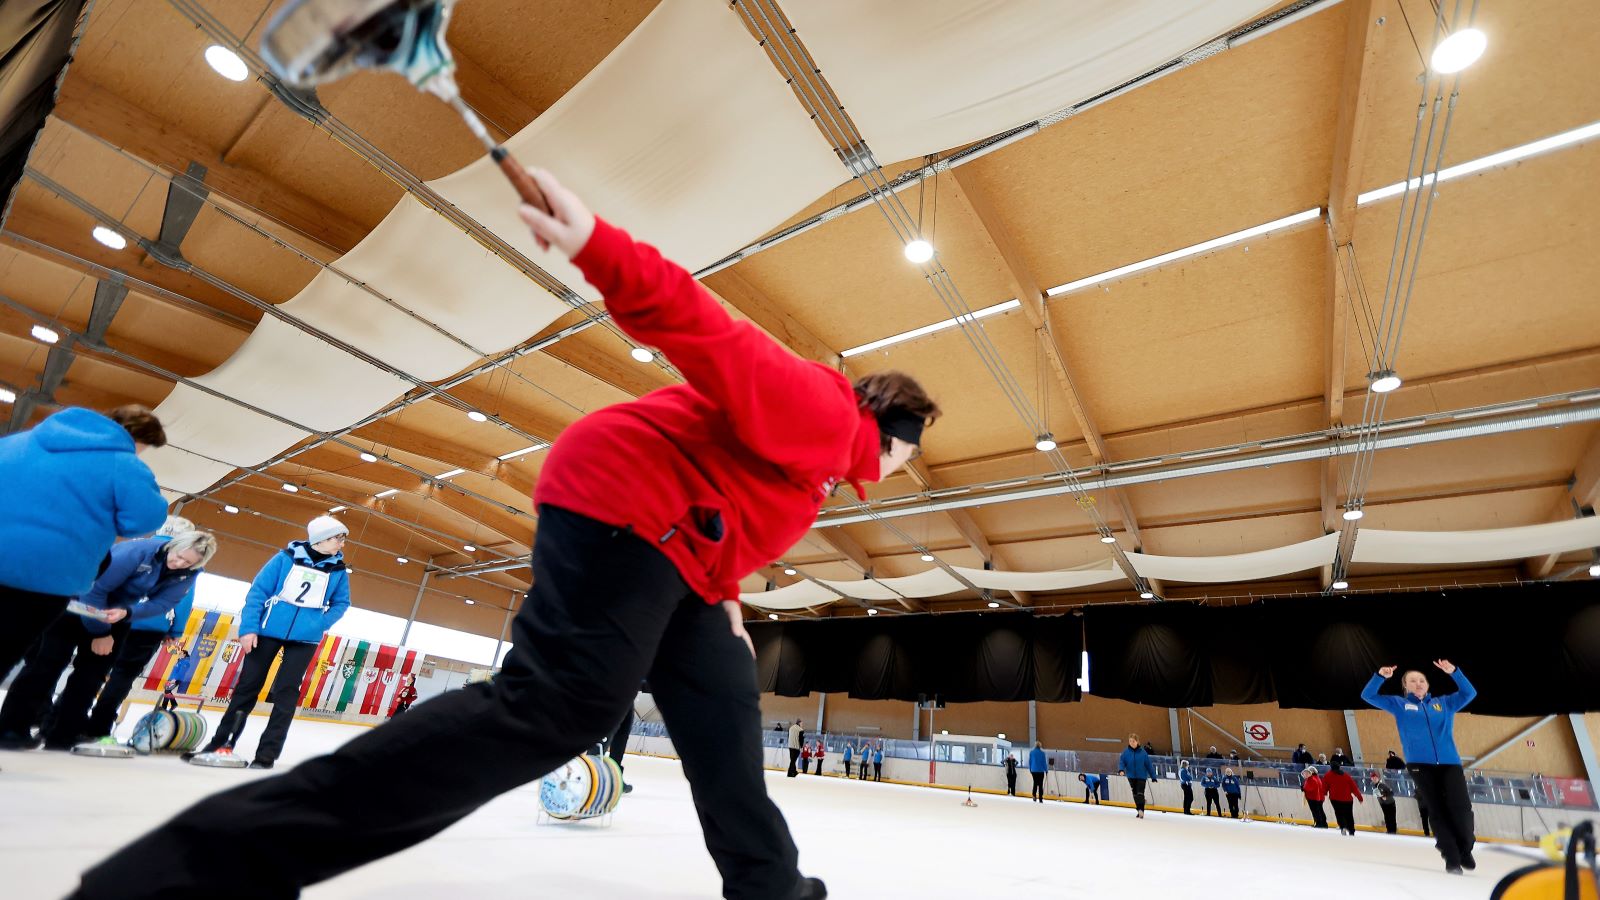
<box><xmin>1226</xmin><ymin>794</ymin><xmax>1240</xmax><ymax>819</ymax></box>
<box><xmin>200</xmin><ymin>636</ymin><xmax>319</xmax><ymax>764</ymax></box>
<box><xmin>1306</xmin><ymin>798</ymin><xmax>1328</xmax><ymax>828</ymax></box>
<box><xmin>1418</xmin><ymin>801</ymin><xmax>1431</xmax><ymax>836</ymax></box>
<box><xmin>844</xmin><ymin>760</ymin><xmax>852</xmax><ymax>777</ymax></box>
<box><xmin>1380</xmin><ymin>800</ymin><xmax>1397</xmax><ymax>834</ymax></box>
<box><xmin>872</xmin><ymin>761</ymin><xmax>880</xmax><ymax>781</ymax></box>
<box><xmin>85</xmin><ymin>630</ymin><xmax>168</xmax><ymax>738</ymax></box>
<box><xmin>1204</xmin><ymin>788</ymin><xmax>1221</xmax><ymax>816</ymax></box>
<box><xmin>74</xmin><ymin>507</ymin><xmax>804</xmax><ymax>900</ymax></box>
<box><xmin>1330</xmin><ymin>799</ymin><xmax>1356</xmax><ymax>833</ymax></box>
<box><xmin>1005</xmin><ymin>773</ymin><xmax>1016</xmax><ymax>796</ymax></box>
<box><xmin>0</xmin><ymin>586</ymin><xmax>68</xmax><ymax>686</ymax></box>
<box><xmin>1030</xmin><ymin>771</ymin><xmax>1045</xmax><ymax>801</ymax></box>
<box><xmin>601</xmin><ymin>706</ymin><xmax>633</xmax><ymax>772</ymax></box>
<box><xmin>0</xmin><ymin>611</ymin><xmax>122</xmax><ymax>745</ymax></box>
<box><xmin>787</xmin><ymin>747</ymin><xmax>800</xmax><ymax>777</ymax></box>
<box><xmin>1409</xmin><ymin>763</ymin><xmax>1474</xmax><ymax>867</ymax></box>
<box><xmin>1128</xmin><ymin>777</ymin><xmax>1147</xmax><ymax>813</ymax></box>
<box><xmin>1182</xmin><ymin>783</ymin><xmax>1194</xmax><ymax>814</ymax></box>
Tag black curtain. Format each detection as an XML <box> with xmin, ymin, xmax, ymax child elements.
<box><xmin>0</xmin><ymin>0</ymin><xmax>91</xmax><ymax>220</ymax></box>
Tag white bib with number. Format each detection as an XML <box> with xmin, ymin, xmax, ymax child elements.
<box><xmin>276</xmin><ymin>565</ymin><xmax>331</xmax><ymax>609</ymax></box>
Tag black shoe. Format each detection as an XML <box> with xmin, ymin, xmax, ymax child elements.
<box><xmin>41</xmin><ymin>741</ymin><xmax>74</xmax><ymax>752</ymax></box>
<box><xmin>1445</xmin><ymin>865</ymin><xmax>1463</xmax><ymax>875</ymax></box>
<box><xmin>622</xmin><ymin>782</ymin><xmax>633</xmax><ymax>794</ymax></box>
<box><xmin>249</xmin><ymin>760</ymin><xmax>274</xmax><ymax>770</ymax></box>
<box><xmin>1461</xmin><ymin>852</ymin><xmax>1475</xmax><ymax>871</ymax></box>
<box><xmin>0</xmin><ymin>732</ymin><xmax>41</xmax><ymax>751</ymax></box>
<box><xmin>787</xmin><ymin>876</ymin><xmax>827</xmax><ymax>900</ymax></box>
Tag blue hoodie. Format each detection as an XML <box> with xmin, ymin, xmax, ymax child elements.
<box><xmin>242</xmin><ymin>541</ymin><xmax>351</xmax><ymax>643</ymax></box>
<box><xmin>1028</xmin><ymin>747</ymin><xmax>1047</xmax><ymax>773</ymax></box>
<box><xmin>1360</xmin><ymin>668</ymin><xmax>1476</xmax><ymax>765</ymax></box>
<box><xmin>1118</xmin><ymin>744</ymin><xmax>1158</xmax><ymax>779</ymax></box>
<box><xmin>1201</xmin><ymin>771</ymin><xmax>1221</xmax><ymax>790</ymax></box>
<box><xmin>842</xmin><ymin>744</ymin><xmax>852</xmax><ymax>761</ymax></box>
<box><xmin>1222</xmin><ymin>774</ymin><xmax>1242</xmax><ymax>796</ymax></box>
<box><xmin>78</xmin><ymin>537</ymin><xmax>203</xmax><ymax>636</ymax></box>
<box><xmin>0</xmin><ymin>408</ymin><xmax>167</xmax><ymax>596</ymax></box>
<box><xmin>1179</xmin><ymin>766</ymin><xmax>1194</xmax><ymax>786</ymax></box>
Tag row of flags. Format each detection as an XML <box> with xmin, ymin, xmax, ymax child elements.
<box><xmin>139</xmin><ymin>608</ymin><xmax>421</xmax><ymax>717</ymax></box>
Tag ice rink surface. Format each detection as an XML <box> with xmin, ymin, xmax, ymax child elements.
<box><xmin>0</xmin><ymin>699</ymin><xmax>1530</xmax><ymax>899</ymax></box>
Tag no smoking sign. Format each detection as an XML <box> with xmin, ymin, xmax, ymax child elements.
<box><xmin>1242</xmin><ymin>720</ymin><xmax>1274</xmax><ymax>748</ymax></box>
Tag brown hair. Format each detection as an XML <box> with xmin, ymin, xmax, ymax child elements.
<box><xmin>108</xmin><ymin>404</ymin><xmax>166</xmax><ymax>448</ymax></box>
<box><xmin>852</xmin><ymin>371</ymin><xmax>941</xmax><ymax>453</ymax></box>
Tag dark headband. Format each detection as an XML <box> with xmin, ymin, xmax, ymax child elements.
<box><xmin>877</xmin><ymin>406</ymin><xmax>925</xmax><ymax>447</ymax></box>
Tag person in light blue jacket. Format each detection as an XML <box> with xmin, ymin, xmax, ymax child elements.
<box><xmin>1221</xmin><ymin>767</ymin><xmax>1243</xmax><ymax>819</ymax></box>
<box><xmin>1179</xmin><ymin>759</ymin><xmax>1196</xmax><ymax>815</ymax></box>
<box><xmin>188</xmin><ymin>516</ymin><xmax>352</xmax><ymax>769</ymax></box>
<box><xmin>841</xmin><ymin>740</ymin><xmax>854</xmax><ymax>778</ymax></box>
<box><xmin>1201</xmin><ymin>768</ymin><xmax>1222</xmax><ymax>816</ymax></box>
<box><xmin>1117</xmin><ymin>733</ymin><xmax>1159</xmax><ymax>819</ymax></box>
<box><xmin>0</xmin><ymin>530</ymin><xmax>212</xmax><ymax>749</ymax></box>
<box><xmin>0</xmin><ymin>406</ymin><xmax>168</xmax><ymax>680</ymax></box>
<box><xmin>1361</xmin><ymin>660</ymin><xmax>1478</xmax><ymax>874</ymax></box>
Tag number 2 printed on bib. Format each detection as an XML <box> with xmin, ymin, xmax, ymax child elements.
<box><xmin>277</xmin><ymin>565</ymin><xmax>331</xmax><ymax>609</ymax></box>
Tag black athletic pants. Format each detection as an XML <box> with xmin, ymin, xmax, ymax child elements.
<box><xmin>1204</xmin><ymin>788</ymin><xmax>1221</xmax><ymax>816</ymax></box>
<box><xmin>844</xmin><ymin>760</ymin><xmax>852</xmax><ymax>777</ymax></box>
<box><xmin>1128</xmin><ymin>777</ymin><xmax>1147</xmax><ymax>813</ymax></box>
<box><xmin>1226</xmin><ymin>794</ymin><xmax>1240</xmax><ymax>819</ymax></box>
<box><xmin>1408</xmin><ymin>763</ymin><xmax>1474</xmax><ymax>868</ymax></box>
<box><xmin>199</xmin><ymin>636</ymin><xmax>318</xmax><ymax>765</ymax></box>
<box><xmin>0</xmin><ymin>587</ymin><xmax>68</xmax><ymax>688</ymax></box>
<box><xmin>84</xmin><ymin>630</ymin><xmax>167</xmax><ymax>738</ymax></box>
<box><xmin>1380</xmin><ymin>800</ymin><xmax>1397</xmax><ymax>834</ymax></box>
<box><xmin>1005</xmin><ymin>772</ymin><xmax>1016</xmax><ymax>796</ymax></box>
<box><xmin>601</xmin><ymin>706</ymin><xmax>633</xmax><ymax>773</ymax></box>
<box><xmin>787</xmin><ymin>747</ymin><xmax>800</xmax><ymax>777</ymax></box>
<box><xmin>73</xmin><ymin>507</ymin><xmax>805</xmax><ymax>900</ymax></box>
<box><xmin>1182</xmin><ymin>783</ymin><xmax>1194</xmax><ymax>814</ymax></box>
<box><xmin>1030</xmin><ymin>771</ymin><xmax>1045</xmax><ymax>801</ymax></box>
<box><xmin>1418</xmin><ymin>800</ymin><xmax>1431</xmax><ymax>836</ymax></box>
<box><xmin>1330</xmin><ymin>799</ymin><xmax>1355</xmax><ymax>833</ymax></box>
<box><xmin>1306</xmin><ymin>798</ymin><xmax>1328</xmax><ymax>828</ymax></box>
<box><xmin>0</xmin><ymin>611</ymin><xmax>123</xmax><ymax>745</ymax></box>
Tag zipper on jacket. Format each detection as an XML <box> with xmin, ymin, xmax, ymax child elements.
<box><xmin>1420</xmin><ymin>695</ymin><xmax>1440</xmax><ymax>764</ymax></box>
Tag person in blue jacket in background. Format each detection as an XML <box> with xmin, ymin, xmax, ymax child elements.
<box><xmin>1221</xmin><ymin>767</ymin><xmax>1243</xmax><ymax>819</ymax></box>
<box><xmin>1028</xmin><ymin>741</ymin><xmax>1048</xmax><ymax>803</ymax></box>
<box><xmin>1362</xmin><ymin>659</ymin><xmax>1478</xmax><ymax>874</ymax></box>
<box><xmin>1201</xmin><ymin>767</ymin><xmax>1222</xmax><ymax>816</ymax></box>
<box><xmin>872</xmin><ymin>742</ymin><xmax>883</xmax><ymax>782</ymax></box>
<box><xmin>83</xmin><ymin>517</ymin><xmax>204</xmax><ymax>740</ymax></box>
<box><xmin>1117</xmin><ymin>733</ymin><xmax>1158</xmax><ymax>819</ymax></box>
<box><xmin>0</xmin><ymin>529</ymin><xmax>213</xmax><ymax>749</ymax></box>
<box><xmin>188</xmin><ymin>516</ymin><xmax>352</xmax><ymax>769</ymax></box>
<box><xmin>0</xmin><ymin>405</ymin><xmax>169</xmax><ymax>681</ymax></box>
<box><xmin>1076</xmin><ymin>772</ymin><xmax>1103</xmax><ymax>805</ymax></box>
<box><xmin>1178</xmin><ymin>759</ymin><xmax>1196</xmax><ymax>815</ymax></box>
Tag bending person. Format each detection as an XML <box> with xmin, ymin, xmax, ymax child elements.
<box><xmin>186</xmin><ymin>515</ymin><xmax>351</xmax><ymax>769</ymax></box>
<box><xmin>1361</xmin><ymin>660</ymin><xmax>1478</xmax><ymax>874</ymax></box>
<box><xmin>75</xmin><ymin>171</ymin><xmax>938</xmax><ymax>900</ymax></box>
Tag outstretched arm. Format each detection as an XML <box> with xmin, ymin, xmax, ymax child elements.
<box><xmin>1360</xmin><ymin>666</ymin><xmax>1397</xmax><ymax>711</ymax></box>
<box><xmin>520</xmin><ymin>172</ymin><xmax>859</xmax><ymax>471</ymax></box>
<box><xmin>1436</xmin><ymin>660</ymin><xmax>1476</xmax><ymax>710</ymax></box>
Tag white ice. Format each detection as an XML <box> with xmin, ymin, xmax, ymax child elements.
<box><xmin>0</xmin><ymin>699</ymin><xmax>1531</xmax><ymax>899</ymax></box>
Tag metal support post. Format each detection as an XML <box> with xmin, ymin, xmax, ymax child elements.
<box><xmin>1028</xmin><ymin>700</ymin><xmax>1038</xmax><ymax>747</ymax></box>
<box><xmin>1169</xmin><ymin>708</ymin><xmax>1182</xmax><ymax>757</ymax></box>
<box><xmin>816</xmin><ymin>693</ymin><xmax>827</xmax><ymax>735</ymax></box>
<box><xmin>1343</xmin><ymin>709</ymin><xmax>1364</xmax><ymax>762</ymax></box>
<box><xmin>400</xmin><ymin>568</ymin><xmax>431</xmax><ymax>645</ymax></box>
<box><xmin>1569</xmin><ymin>714</ymin><xmax>1600</xmax><ymax>787</ymax></box>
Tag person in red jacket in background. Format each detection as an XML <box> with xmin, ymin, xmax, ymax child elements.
<box><xmin>390</xmin><ymin>674</ymin><xmax>419</xmax><ymax>718</ymax></box>
<box><xmin>75</xmin><ymin>170</ymin><xmax>938</xmax><ymax>900</ymax></box>
<box><xmin>1302</xmin><ymin>765</ymin><xmax>1330</xmax><ymax>829</ymax></box>
<box><xmin>1324</xmin><ymin>763</ymin><xmax>1365</xmax><ymax>835</ymax></box>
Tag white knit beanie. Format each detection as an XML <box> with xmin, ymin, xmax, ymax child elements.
<box><xmin>307</xmin><ymin>515</ymin><xmax>349</xmax><ymax>545</ymax></box>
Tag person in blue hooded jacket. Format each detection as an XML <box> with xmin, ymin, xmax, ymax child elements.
<box><xmin>0</xmin><ymin>531</ymin><xmax>212</xmax><ymax>749</ymax></box>
<box><xmin>82</xmin><ymin>518</ymin><xmax>204</xmax><ymax>740</ymax></box>
<box><xmin>0</xmin><ymin>405</ymin><xmax>168</xmax><ymax>680</ymax></box>
<box><xmin>1201</xmin><ymin>768</ymin><xmax>1222</xmax><ymax>816</ymax></box>
<box><xmin>1027</xmin><ymin>741</ymin><xmax>1048</xmax><ymax>802</ymax></box>
<box><xmin>188</xmin><ymin>516</ymin><xmax>352</xmax><ymax>769</ymax></box>
<box><xmin>1117</xmin><ymin>733</ymin><xmax>1158</xmax><ymax>819</ymax></box>
<box><xmin>1178</xmin><ymin>759</ymin><xmax>1196</xmax><ymax>815</ymax></box>
<box><xmin>1362</xmin><ymin>660</ymin><xmax>1478</xmax><ymax>874</ymax></box>
<box><xmin>1076</xmin><ymin>772</ymin><xmax>1103</xmax><ymax>805</ymax></box>
<box><xmin>1221</xmin><ymin>767</ymin><xmax>1243</xmax><ymax>819</ymax></box>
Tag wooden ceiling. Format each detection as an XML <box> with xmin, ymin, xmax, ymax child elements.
<box><xmin>2</xmin><ymin>0</ymin><xmax>1596</xmax><ymax>635</ymax></box>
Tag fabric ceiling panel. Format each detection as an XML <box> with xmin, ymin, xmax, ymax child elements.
<box><xmin>740</xmin><ymin>580</ymin><xmax>840</xmax><ymax>610</ymax></box>
<box><xmin>430</xmin><ymin>0</ymin><xmax>846</xmax><ymax>304</ymax></box>
<box><xmin>142</xmin><ymin>445</ymin><xmax>238</xmax><ymax>496</ymax></box>
<box><xmin>783</xmin><ymin>0</ymin><xmax>1277</xmax><ymax>163</ymax></box>
<box><xmin>1127</xmin><ymin>533</ymin><xmax>1338</xmax><ymax>582</ymax></box>
<box><xmin>1352</xmin><ymin>518</ymin><xmax>1600</xmax><ymax>564</ymax></box>
<box><xmin>952</xmin><ymin>562</ymin><xmax>1125</xmax><ymax>591</ymax></box>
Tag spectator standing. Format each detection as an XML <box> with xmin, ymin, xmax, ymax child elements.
<box><xmin>1384</xmin><ymin>749</ymin><xmax>1406</xmax><ymax>771</ymax></box>
<box><xmin>1003</xmin><ymin>753</ymin><xmax>1018</xmax><ymax>796</ymax></box>
<box><xmin>1325</xmin><ymin>763</ymin><xmax>1364</xmax><ymax>835</ymax></box>
<box><xmin>842</xmin><ymin>741</ymin><xmax>853</xmax><ymax>778</ymax></box>
<box><xmin>1227</xmin><ymin>748</ymin><xmax>1241</xmax><ymax>764</ymax></box>
<box><xmin>1028</xmin><ymin>741</ymin><xmax>1047</xmax><ymax>803</ymax></box>
<box><xmin>1117</xmin><ymin>733</ymin><xmax>1158</xmax><ymax>819</ymax></box>
<box><xmin>1201</xmin><ymin>768</ymin><xmax>1222</xmax><ymax>816</ymax></box>
<box><xmin>858</xmin><ymin>742</ymin><xmax>871</xmax><ymax>781</ymax></box>
<box><xmin>1078</xmin><ymin>773</ymin><xmax>1102</xmax><ymax>804</ymax></box>
<box><xmin>1205</xmin><ymin>745</ymin><xmax>1223</xmax><ymax>759</ymax></box>
<box><xmin>1301</xmin><ymin>765</ymin><xmax>1329</xmax><ymax>829</ymax></box>
<box><xmin>1179</xmin><ymin>760</ymin><xmax>1196</xmax><ymax>815</ymax></box>
<box><xmin>1291</xmin><ymin>743</ymin><xmax>1314</xmax><ymax>766</ymax></box>
<box><xmin>872</xmin><ymin>742</ymin><xmax>883</xmax><ymax>782</ymax></box>
<box><xmin>1370</xmin><ymin>772</ymin><xmax>1398</xmax><ymax>834</ymax></box>
<box><xmin>1329</xmin><ymin>747</ymin><xmax>1351</xmax><ymax>768</ymax></box>
<box><xmin>1222</xmin><ymin>768</ymin><xmax>1243</xmax><ymax>819</ymax></box>
<box><xmin>786</xmin><ymin>720</ymin><xmax>802</xmax><ymax>777</ymax></box>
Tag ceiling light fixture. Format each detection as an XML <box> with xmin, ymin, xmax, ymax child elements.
<box><xmin>1360</xmin><ymin>120</ymin><xmax>1600</xmax><ymax>205</ymax></box>
<box><xmin>768</xmin><ymin>613</ymin><xmax>779</xmax><ymax>620</ymax></box>
<box><xmin>329</xmin><ymin>506</ymin><xmax>346</xmax><ymax>514</ymax></box>
<box><xmin>630</xmin><ymin>347</ymin><xmax>654</xmax><ymax>363</ymax></box>
<box><xmin>920</xmin><ymin>553</ymin><xmax>935</xmax><ymax>562</ymax></box>
<box><xmin>397</xmin><ymin>556</ymin><xmax>409</xmax><ymax>564</ymax></box>
<box><xmin>0</xmin><ymin>387</ymin><xmax>14</xmax><ymax>404</ymax></box>
<box><xmin>359</xmin><ymin>452</ymin><xmax>378</xmax><ymax>463</ymax></box>
<box><xmin>1331</xmin><ymin>580</ymin><xmax>1349</xmax><ymax>590</ymax></box>
<box><xmin>30</xmin><ymin>325</ymin><xmax>59</xmax><ymax>344</ymax></box>
<box><xmin>1034</xmin><ymin>434</ymin><xmax>1057</xmax><ymax>453</ymax></box>
<box><xmin>223</xmin><ymin>505</ymin><xmax>239</xmax><ymax>514</ymax></box>
<box><xmin>1430</xmin><ymin>28</ymin><xmax>1487</xmax><ymax>74</ymax></box>
<box><xmin>375</xmin><ymin>489</ymin><xmax>399</xmax><ymax>499</ymax></box>
<box><xmin>437</xmin><ymin>468</ymin><xmax>465</xmax><ymax>479</ymax></box>
<box><xmin>783</xmin><ymin>567</ymin><xmax>797</xmax><ymax>576</ymax></box>
<box><xmin>498</xmin><ymin>444</ymin><xmax>547</xmax><ymax>460</ymax></box>
<box><xmin>1368</xmin><ymin>370</ymin><xmax>1402</xmax><ymax>394</ymax></box>
<box><xmin>1100</xmin><ymin>535</ymin><xmax>1117</xmax><ymax>544</ymax></box>
<box><xmin>466</xmin><ymin>410</ymin><xmax>488</xmax><ymax>423</ymax></box>
<box><xmin>867</xmin><ymin>608</ymin><xmax>879</xmax><ymax>616</ymax></box>
<box><xmin>1342</xmin><ymin>508</ymin><xmax>1364</xmax><ymax>521</ymax></box>
<box><xmin>464</xmin><ymin>598</ymin><xmax>475</xmax><ymax>605</ymax></box>
<box><xmin>1140</xmin><ymin>591</ymin><xmax>1155</xmax><ymax>600</ymax></box>
<box><xmin>1589</xmin><ymin>564</ymin><xmax>1600</xmax><ymax>578</ymax></box>
<box><xmin>903</xmin><ymin>239</ymin><xmax>934</xmax><ymax>263</ymax></box>
<box><xmin>281</xmin><ymin>483</ymin><xmax>299</xmax><ymax>493</ymax></box>
<box><xmin>91</xmin><ymin>226</ymin><xmax>127</xmax><ymax>250</ymax></box>
<box><xmin>204</xmin><ymin>45</ymin><xmax>249</xmax><ymax>81</ymax></box>
<box><xmin>840</xmin><ymin>298</ymin><xmax>1020</xmax><ymax>358</ymax></box>
<box><xmin>463</xmin><ymin>544</ymin><xmax>476</xmax><ymax>552</ymax></box>
<box><xmin>987</xmin><ymin>601</ymin><xmax>1000</xmax><ymax>609</ymax></box>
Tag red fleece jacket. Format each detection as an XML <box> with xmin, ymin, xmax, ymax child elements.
<box><xmin>534</xmin><ymin>218</ymin><xmax>881</xmax><ymax>603</ymax></box>
<box><xmin>1324</xmin><ymin>770</ymin><xmax>1364</xmax><ymax>803</ymax></box>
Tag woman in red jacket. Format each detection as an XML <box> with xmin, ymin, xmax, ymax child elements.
<box><xmin>76</xmin><ymin>171</ymin><xmax>938</xmax><ymax>900</ymax></box>
<box><xmin>1324</xmin><ymin>763</ymin><xmax>1365</xmax><ymax>836</ymax></box>
<box><xmin>1301</xmin><ymin>765</ymin><xmax>1330</xmax><ymax>829</ymax></box>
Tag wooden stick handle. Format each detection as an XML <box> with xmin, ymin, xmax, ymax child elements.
<box><xmin>492</xmin><ymin>147</ymin><xmax>550</xmax><ymax>215</ymax></box>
